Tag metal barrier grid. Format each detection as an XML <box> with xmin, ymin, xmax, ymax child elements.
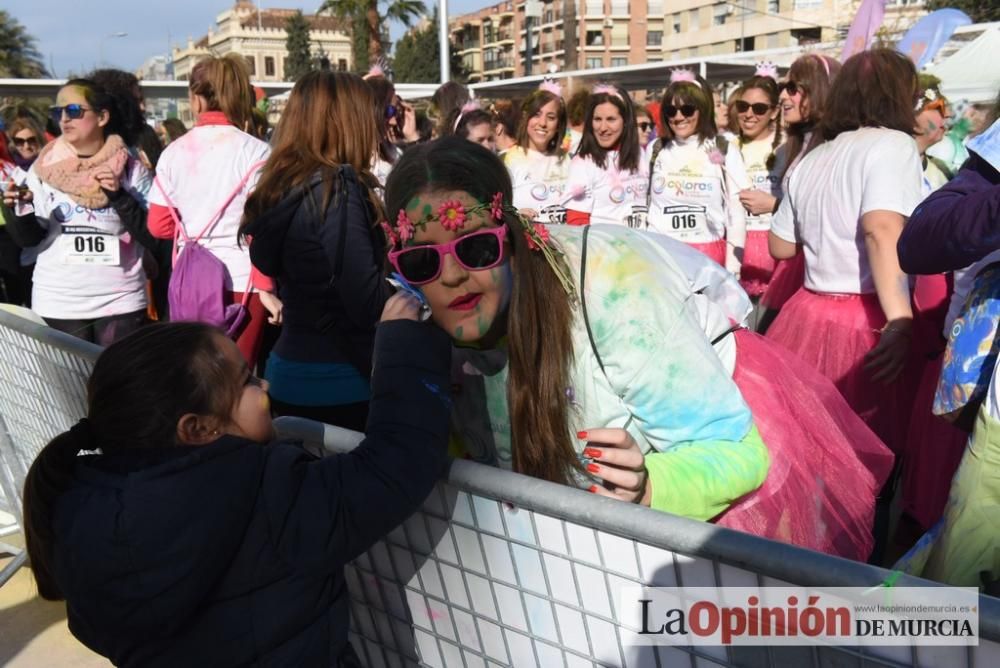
<box><xmin>0</xmin><ymin>311</ymin><xmax>998</xmax><ymax>667</ymax></box>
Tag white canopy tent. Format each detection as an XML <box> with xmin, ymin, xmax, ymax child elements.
<box><xmin>928</xmin><ymin>27</ymin><xmax>1000</xmax><ymax>103</ymax></box>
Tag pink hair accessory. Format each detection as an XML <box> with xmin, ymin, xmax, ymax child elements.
<box><xmin>669</xmin><ymin>68</ymin><xmax>697</xmax><ymax>84</ymax></box>
<box><xmin>812</xmin><ymin>54</ymin><xmax>833</xmax><ymax>78</ymax></box>
<box><xmin>539</xmin><ymin>79</ymin><xmax>563</xmax><ymax>97</ymax></box>
<box><xmin>755</xmin><ymin>61</ymin><xmax>779</xmax><ymax>81</ymax></box>
<box><xmin>453</xmin><ymin>100</ymin><xmax>482</xmax><ymax>131</ymax></box>
<box><xmin>592</xmin><ymin>83</ymin><xmax>623</xmax><ymax>101</ymax></box>
<box><xmin>363</xmin><ymin>64</ymin><xmax>386</xmax><ymax>80</ymax></box>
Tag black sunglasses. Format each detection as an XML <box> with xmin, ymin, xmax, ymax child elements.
<box><xmin>49</xmin><ymin>104</ymin><xmax>93</xmax><ymax>123</ymax></box>
<box><xmin>778</xmin><ymin>81</ymin><xmax>804</xmax><ymax>97</ymax></box>
<box><xmin>12</xmin><ymin>137</ymin><xmax>39</xmax><ymax>148</ymax></box>
<box><xmin>734</xmin><ymin>101</ymin><xmax>773</xmax><ymax>115</ymax></box>
<box><xmin>637</xmin><ymin>121</ymin><xmax>653</xmax><ymax>132</ymax></box>
<box><xmin>664</xmin><ymin>104</ymin><xmax>697</xmax><ymax>119</ymax></box>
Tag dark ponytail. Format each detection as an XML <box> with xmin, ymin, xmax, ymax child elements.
<box><xmin>22</xmin><ymin>322</ymin><xmax>241</xmax><ymax>601</ymax></box>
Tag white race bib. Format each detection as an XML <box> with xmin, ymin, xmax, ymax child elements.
<box><xmin>661</xmin><ymin>204</ymin><xmax>708</xmax><ymax>239</ymax></box>
<box><xmin>59</xmin><ymin>228</ymin><xmax>121</xmax><ymax>266</ymax></box>
<box><xmin>746</xmin><ymin>212</ymin><xmax>773</xmax><ymax>233</ymax></box>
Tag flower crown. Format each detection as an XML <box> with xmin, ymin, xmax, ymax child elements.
<box><xmin>754</xmin><ymin>61</ymin><xmax>778</xmax><ymax>81</ymax></box>
<box><xmin>380</xmin><ymin>193</ymin><xmax>577</xmax><ymax>301</ymax></box>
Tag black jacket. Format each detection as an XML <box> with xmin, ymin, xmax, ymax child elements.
<box><xmin>244</xmin><ymin>167</ymin><xmax>391</xmax><ymax>376</ymax></box>
<box><xmin>52</xmin><ymin>320</ymin><xmax>452</xmax><ymax>667</ymax></box>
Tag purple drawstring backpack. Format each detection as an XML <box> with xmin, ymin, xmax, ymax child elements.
<box><xmin>154</xmin><ymin>161</ymin><xmax>266</xmax><ymax>338</ymax></box>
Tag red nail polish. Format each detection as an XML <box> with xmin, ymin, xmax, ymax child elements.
<box><xmin>586</xmin><ymin>463</ymin><xmax>600</xmax><ymax>474</ymax></box>
<box><xmin>577</xmin><ymin>430</ymin><xmax>588</xmax><ymax>440</ymax></box>
<box><xmin>588</xmin><ymin>485</ymin><xmax>598</xmax><ymax>493</ymax></box>
<box><xmin>583</xmin><ymin>447</ymin><xmax>602</xmax><ymax>458</ymax></box>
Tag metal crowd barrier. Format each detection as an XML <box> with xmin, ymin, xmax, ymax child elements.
<box><xmin>1</xmin><ymin>309</ymin><xmax>1000</xmax><ymax>667</ymax></box>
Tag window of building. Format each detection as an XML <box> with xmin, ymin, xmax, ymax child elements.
<box><xmin>585</xmin><ymin>30</ymin><xmax>604</xmax><ymax>46</ymax></box>
<box><xmin>767</xmin><ymin>0</ymin><xmax>780</xmax><ymax>12</ymax></box>
<box><xmin>610</xmin><ymin>56</ymin><xmax>628</xmax><ymax>67</ymax></box>
<box><xmin>245</xmin><ymin>56</ymin><xmax>256</xmax><ymax>76</ymax></box>
<box><xmin>689</xmin><ymin>8</ymin><xmax>700</xmax><ymax>30</ymax></box>
<box><xmin>647</xmin><ymin>30</ymin><xmax>663</xmax><ymax>46</ymax></box>
<box><xmin>585</xmin><ymin>0</ymin><xmax>604</xmax><ymax>14</ymax></box>
<box><xmin>713</xmin><ymin>3</ymin><xmax>728</xmax><ymax>26</ymax></box>
<box><xmin>338</xmin><ymin>59</ymin><xmax>348</xmax><ymax>72</ymax></box>
<box><xmin>736</xmin><ymin>36</ymin><xmax>755</xmax><ymax>51</ymax></box>
<box><xmin>264</xmin><ymin>56</ymin><xmax>275</xmax><ymax>76</ymax></box>
<box><xmin>611</xmin><ymin>23</ymin><xmax>629</xmax><ymax>46</ymax></box>
<box><xmin>610</xmin><ymin>0</ymin><xmax>629</xmax><ymax>14</ymax></box>
<box><xmin>586</xmin><ymin>56</ymin><xmax>604</xmax><ymax>69</ymax></box>
<box><xmin>545</xmin><ymin>9</ymin><xmax>553</xmax><ymax>22</ymax></box>
<box><xmin>673</xmin><ymin>14</ymin><xmax>681</xmax><ymax>33</ymax></box>
<box><xmin>793</xmin><ymin>0</ymin><xmax>822</xmax><ymax>7</ymax></box>
<box><xmin>648</xmin><ymin>0</ymin><xmax>664</xmax><ymax>14</ymax></box>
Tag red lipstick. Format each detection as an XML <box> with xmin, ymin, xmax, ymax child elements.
<box><xmin>448</xmin><ymin>293</ymin><xmax>483</xmax><ymax>311</ymax></box>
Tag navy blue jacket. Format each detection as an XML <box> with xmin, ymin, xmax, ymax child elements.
<box><xmin>898</xmin><ymin>153</ymin><xmax>1000</xmax><ymax>275</ymax></box>
<box><xmin>244</xmin><ymin>166</ymin><xmax>391</xmax><ymax>376</ymax></box>
<box><xmin>51</xmin><ymin>320</ymin><xmax>452</xmax><ymax>667</ymax></box>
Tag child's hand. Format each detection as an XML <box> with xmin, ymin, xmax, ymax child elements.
<box><xmin>380</xmin><ymin>292</ymin><xmax>423</xmax><ymax>322</ymax></box>
<box><xmin>579</xmin><ymin>428</ymin><xmax>651</xmax><ymax>506</ymax></box>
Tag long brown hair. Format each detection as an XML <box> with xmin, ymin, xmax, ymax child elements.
<box><xmin>385</xmin><ymin>138</ymin><xmax>581</xmax><ymax>485</ymax></box>
<box><xmin>780</xmin><ymin>53</ymin><xmax>841</xmax><ymax>180</ymax></box>
<box><xmin>577</xmin><ymin>84</ymin><xmax>641</xmax><ymax>173</ymax></box>
<box><xmin>659</xmin><ymin>80</ymin><xmax>717</xmax><ymax>143</ymax></box>
<box><xmin>735</xmin><ymin>76</ymin><xmax>783</xmax><ymax>170</ymax></box>
<box><xmin>23</xmin><ymin>323</ymin><xmax>240</xmax><ymax>600</ymax></box>
<box><xmin>515</xmin><ymin>89</ymin><xmax>567</xmax><ymax>155</ymax></box>
<box><xmin>189</xmin><ymin>54</ymin><xmax>255</xmax><ymax>132</ymax></box>
<box><xmin>820</xmin><ymin>49</ymin><xmax>918</xmax><ymax>141</ymax></box>
<box><xmin>242</xmin><ymin>70</ymin><xmax>383</xmax><ymax>228</ymax></box>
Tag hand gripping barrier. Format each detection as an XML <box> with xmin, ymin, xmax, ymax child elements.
<box><xmin>0</xmin><ymin>309</ymin><xmax>999</xmax><ymax>667</ymax></box>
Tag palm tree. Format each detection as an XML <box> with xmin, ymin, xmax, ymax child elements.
<box><xmin>319</xmin><ymin>0</ymin><xmax>426</xmax><ymax>66</ymax></box>
<box><xmin>0</xmin><ymin>11</ymin><xmax>47</xmax><ymax>78</ymax></box>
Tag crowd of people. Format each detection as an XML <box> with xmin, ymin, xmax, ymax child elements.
<box><xmin>1</xmin><ymin>46</ymin><xmax>999</xmax><ymax>663</ymax></box>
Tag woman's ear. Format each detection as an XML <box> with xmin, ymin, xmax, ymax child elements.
<box><xmin>96</xmin><ymin>109</ymin><xmax>110</xmax><ymax>129</ymax></box>
<box><xmin>176</xmin><ymin>413</ymin><xmax>223</xmax><ymax>445</ymax></box>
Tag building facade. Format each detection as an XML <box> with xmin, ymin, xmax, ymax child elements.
<box><xmin>450</xmin><ymin>0</ymin><xmax>928</xmax><ymax>82</ymax></box>
<box><xmin>135</xmin><ymin>54</ymin><xmax>174</xmax><ymax>122</ymax></box>
<box><xmin>172</xmin><ymin>1</ymin><xmax>352</xmax><ymax>84</ymax></box>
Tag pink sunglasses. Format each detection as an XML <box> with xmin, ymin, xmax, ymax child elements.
<box><xmin>388</xmin><ymin>226</ymin><xmax>508</xmax><ymax>285</ymax></box>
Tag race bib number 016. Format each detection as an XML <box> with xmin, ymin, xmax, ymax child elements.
<box><xmin>59</xmin><ymin>228</ymin><xmax>121</xmax><ymax>266</ymax></box>
<box><xmin>663</xmin><ymin>204</ymin><xmax>707</xmax><ymax>236</ymax></box>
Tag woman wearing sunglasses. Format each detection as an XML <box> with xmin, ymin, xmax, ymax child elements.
<box><xmin>242</xmin><ymin>71</ymin><xmax>389</xmax><ymax>432</ymax></box>
<box><xmin>635</xmin><ymin>108</ymin><xmax>656</xmax><ymax>149</ymax></box>
<box><xmin>380</xmin><ymin>137</ymin><xmax>892</xmax><ymax>560</ymax></box>
<box><xmin>767</xmin><ymin>49</ymin><xmax>923</xmax><ymax>467</ymax></box>
<box><xmin>504</xmin><ymin>84</ymin><xmax>570</xmax><ymax>224</ymax></box>
<box><xmin>646</xmin><ymin>71</ymin><xmax>745</xmax><ymax>271</ymax></box>
<box><xmin>1</xmin><ymin>79</ymin><xmax>156</xmax><ymax>345</ymax></box>
<box><xmin>565</xmin><ymin>83</ymin><xmax>648</xmax><ymax>226</ymax></box>
<box><xmin>728</xmin><ymin>70</ymin><xmax>785</xmax><ymax>317</ymax></box>
<box><xmin>758</xmin><ymin>54</ymin><xmax>841</xmax><ymax>331</ymax></box>
<box><xmin>147</xmin><ymin>54</ymin><xmax>278</xmax><ymax>366</ymax></box>
<box><xmin>0</xmin><ymin>116</ymin><xmax>47</xmax><ymax>305</ymax></box>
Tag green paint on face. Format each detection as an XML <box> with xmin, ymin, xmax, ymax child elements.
<box><xmin>454</xmin><ymin>325</ymin><xmax>464</xmax><ymax>339</ymax></box>
<box><xmin>423</xmin><ymin>203</ymin><xmax>433</xmax><ymax>218</ymax></box>
<box><xmin>927</xmin><ymin>120</ymin><xmax>938</xmax><ymax>131</ymax></box>
<box><xmin>476</xmin><ymin>315</ymin><xmax>489</xmax><ymax>337</ymax></box>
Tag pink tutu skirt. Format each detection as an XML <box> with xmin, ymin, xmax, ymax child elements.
<box><xmin>715</xmin><ymin>329</ymin><xmax>894</xmax><ymax>561</ymax></box>
<box><xmin>687</xmin><ymin>238</ymin><xmax>727</xmax><ymax>267</ymax></box>
<box><xmin>766</xmin><ymin>289</ymin><xmax>916</xmax><ymax>455</ymax></box>
<box><xmin>760</xmin><ymin>254</ymin><xmax>804</xmax><ymax>310</ymax></box>
<box><xmin>739</xmin><ymin>230</ymin><xmax>776</xmax><ymax>298</ymax></box>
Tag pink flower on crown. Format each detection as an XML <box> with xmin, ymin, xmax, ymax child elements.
<box><xmin>379</xmin><ymin>220</ymin><xmax>399</xmax><ymax>247</ymax></box>
<box><xmin>396</xmin><ymin>209</ymin><xmax>414</xmax><ymax>242</ymax></box>
<box><xmin>438</xmin><ymin>200</ymin><xmax>467</xmax><ymax>231</ymax></box>
<box><xmin>708</xmin><ymin>149</ymin><xmax>725</xmax><ymax>165</ymax></box>
<box><xmin>525</xmin><ymin>223</ymin><xmax>550</xmax><ymax>251</ymax></box>
<box><xmin>490</xmin><ymin>192</ymin><xmax>504</xmax><ymax>221</ymax></box>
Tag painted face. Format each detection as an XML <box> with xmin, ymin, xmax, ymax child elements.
<box><xmin>593</xmin><ymin>101</ymin><xmax>624</xmax><ymax>149</ymax></box>
<box><xmin>55</xmin><ymin>86</ymin><xmax>107</xmax><ymax>149</ymax></box>
<box><xmin>779</xmin><ymin>81</ymin><xmax>806</xmax><ymax>125</ymax></box>
<box><xmin>667</xmin><ymin>97</ymin><xmax>700</xmax><ymax>141</ymax></box>
<box><xmin>215</xmin><ymin>334</ymin><xmax>275</xmax><ymax>443</ymax></box>
<box><xmin>916</xmin><ymin>108</ymin><xmax>947</xmax><ymax>147</ymax></box>
<box><xmin>12</xmin><ymin>129</ymin><xmax>40</xmax><ymax>160</ymax></box>
<box><xmin>737</xmin><ymin>88</ymin><xmax>777</xmax><ymax>141</ymax></box>
<box><xmin>466</xmin><ymin>122</ymin><xmax>496</xmax><ymax>152</ymax></box>
<box><xmin>404</xmin><ymin>189</ymin><xmax>512</xmax><ymax>345</ymax></box>
<box><xmin>713</xmin><ymin>92</ymin><xmax>729</xmax><ymax>129</ymax></box>
<box><xmin>527</xmin><ymin>99</ymin><xmax>560</xmax><ymax>153</ymax></box>
<box><xmin>635</xmin><ymin>114</ymin><xmax>654</xmax><ymax>148</ymax></box>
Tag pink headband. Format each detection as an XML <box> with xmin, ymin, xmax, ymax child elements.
<box><xmin>812</xmin><ymin>54</ymin><xmax>832</xmax><ymax>78</ymax></box>
<box><xmin>453</xmin><ymin>100</ymin><xmax>482</xmax><ymax>132</ymax></box>
<box><xmin>593</xmin><ymin>83</ymin><xmax>623</xmax><ymax>101</ymax></box>
<box><xmin>539</xmin><ymin>79</ymin><xmax>563</xmax><ymax>98</ymax></box>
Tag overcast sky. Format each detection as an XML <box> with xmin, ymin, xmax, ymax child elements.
<box><xmin>7</xmin><ymin>0</ymin><xmax>481</xmax><ymax>77</ymax></box>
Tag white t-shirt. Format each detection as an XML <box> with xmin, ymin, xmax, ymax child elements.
<box><xmin>770</xmin><ymin>128</ymin><xmax>923</xmax><ymax>295</ymax></box>
<box><xmin>566</xmin><ymin>150</ymin><xmax>649</xmax><ymax>226</ymax></box>
<box><xmin>148</xmin><ymin>124</ymin><xmax>270</xmax><ymax>291</ymax></box>
<box><xmin>730</xmin><ymin>135</ymin><xmax>785</xmax><ymax>233</ymax></box>
<box><xmin>505</xmin><ymin>146</ymin><xmax>570</xmax><ymax>224</ymax></box>
<box><xmin>647</xmin><ymin>136</ymin><xmax>742</xmax><ymax>243</ymax></box>
<box><xmin>22</xmin><ymin>156</ymin><xmax>152</xmax><ymax>319</ymax></box>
